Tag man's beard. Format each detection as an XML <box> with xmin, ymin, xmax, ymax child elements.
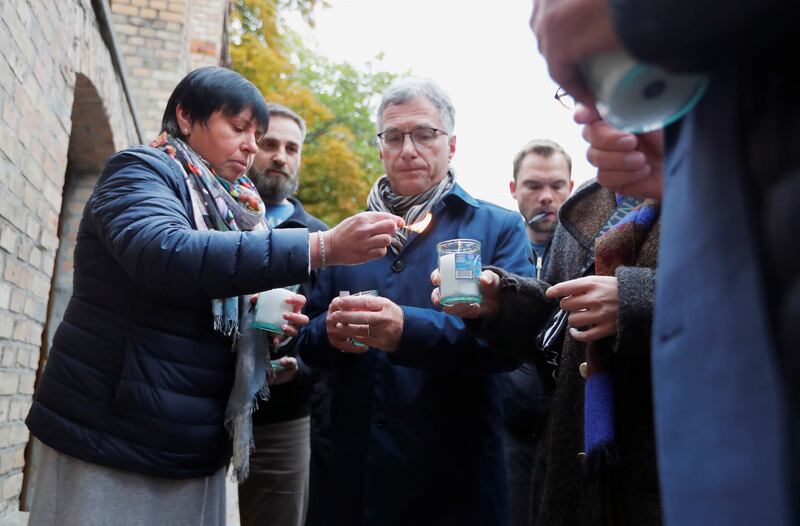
<box><xmin>250</xmin><ymin>164</ymin><xmax>299</xmax><ymax>203</ymax></box>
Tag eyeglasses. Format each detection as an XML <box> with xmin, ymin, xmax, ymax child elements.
<box><xmin>377</xmin><ymin>127</ymin><xmax>447</xmax><ymax>151</ymax></box>
<box><xmin>554</xmin><ymin>87</ymin><xmax>574</xmax><ymax>110</ymax></box>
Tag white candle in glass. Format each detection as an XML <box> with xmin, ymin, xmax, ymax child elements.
<box><xmin>252</xmin><ymin>288</ymin><xmax>295</xmax><ymax>333</ymax></box>
<box><xmin>437</xmin><ymin>239</ymin><xmax>481</xmax><ymax>306</ymax></box>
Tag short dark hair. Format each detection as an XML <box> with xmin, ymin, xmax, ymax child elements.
<box><xmin>161</xmin><ymin>66</ymin><xmax>269</xmax><ymax>140</ymax></box>
<box><xmin>512</xmin><ymin>139</ymin><xmax>572</xmax><ymax>181</ymax></box>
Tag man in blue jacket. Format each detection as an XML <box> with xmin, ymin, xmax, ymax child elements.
<box><xmin>531</xmin><ymin>1</ymin><xmax>799</xmax><ymax>525</ymax></box>
<box><xmin>297</xmin><ymin>78</ymin><xmax>534</xmax><ymax>526</ymax></box>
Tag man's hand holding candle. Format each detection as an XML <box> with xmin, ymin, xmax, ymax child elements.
<box><xmin>325</xmin><ymin>294</ymin><xmax>404</xmax><ymax>353</ymax></box>
<box><xmin>430</xmin><ymin>268</ymin><xmax>502</xmax><ymax>319</ymax></box>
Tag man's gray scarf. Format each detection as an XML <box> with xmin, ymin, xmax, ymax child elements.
<box><xmin>366</xmin><ymin>169</ymin><xmax>455</xmax><ymax>254</ymax></box>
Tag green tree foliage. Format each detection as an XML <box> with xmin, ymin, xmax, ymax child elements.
<box><xmin>230</xmin><ymin>0</ymin><xmax>401</xmax><ymax>225</ymax></box>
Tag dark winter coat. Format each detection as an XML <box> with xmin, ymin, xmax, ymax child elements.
<box><xmin>26</xmin><ymin>146</ymin><xmax>311</xmax><ymax>479</ymax></box>
<box><xmin>468</xmin><ymin>181</ymin><xmax>661</xmax><ymax>525</ymax></box>
<box><xmin>501</xmin><ymin>242</ymin><xmax>553</xmax><ymax>444</ymax></box>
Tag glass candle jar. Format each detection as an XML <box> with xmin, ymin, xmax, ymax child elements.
<box><xmin>252</xmin><ymin>286</ymin><xmax>298</xmax><ymax>333</ymax></box>
<box><xmin>436</xmin><ymin>239</ymin><xmax>482</xmax><ymax>306</ymax></box>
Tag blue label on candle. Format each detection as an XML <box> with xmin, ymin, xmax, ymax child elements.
<box><xmin>454</xmin><ymin>253</ymin><xmax>481</xmax><ymax>280</ymax></box>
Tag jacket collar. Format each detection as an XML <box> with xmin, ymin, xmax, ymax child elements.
<box><xmin>273</xmin><ymin>196</ymin><xmax>311</xmax><ymax>229</ymax></box>
<box><xmin>435</xmin><ymin>182</ymin><xmax>480</xmax><ymax>212</ymax></box>
<box><xmin>557</xmin><ymin>179</ymin><xmax>617</xmax><ymax>251</ymax></box>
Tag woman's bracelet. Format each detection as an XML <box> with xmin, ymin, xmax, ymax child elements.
<box><xmin>318</xmin><ymin>231</ymin><xmax>326</xmax><ymax>269</ymax></box>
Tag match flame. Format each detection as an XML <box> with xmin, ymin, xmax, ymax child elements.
<box><xmin>405</xmin><ymin>212</ymin><xmax>432</xmax><ymax>233</ymax></box>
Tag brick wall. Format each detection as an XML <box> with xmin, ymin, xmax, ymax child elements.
<box><xmin>189</xmin><ymin>0</ymin><xmax>230</xmax><ymax>68</ymax></box>
<box><xmin>112</xmin><ymin>0</ymin><xmax>191</xmax><ymax>139</ymax></box>
<box><xmin>0</xmin><ymin>0</ymin><xmax>230</xmax><ymax>520</ymax></box>
<box><xmin>112</xmin><ymin>0</ymin><xmax>229</xmax><ymax>140</ymax></box>
<box><xmin>0</xmin><ymin>1</ymin><xmax>139</xmax><ymax>518</ymax></box>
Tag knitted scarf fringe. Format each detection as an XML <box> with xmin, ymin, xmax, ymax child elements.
<box><xmin>225</xmin><ymin>343</ymin><xmax>272</xmax><ymax>483</ymax></box>
<box><xmin>223</xmin><ymin>300</ymin><xmax>274</xmax><ymax>483</ymax></box>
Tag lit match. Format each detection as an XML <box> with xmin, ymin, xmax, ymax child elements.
<box><xmin>403</xmin><ymin>212</ymin><xmax>432</xmax><ymax>233</ymax></box>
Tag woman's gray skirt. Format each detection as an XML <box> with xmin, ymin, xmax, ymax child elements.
<box><xmin>28</xmin><ymin>442</ymin><xmax>226</xmax><ymax>526</ymax></box>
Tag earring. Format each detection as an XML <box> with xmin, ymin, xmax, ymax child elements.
<box><xmin>183</xmin><ymin>128</ymin><xmax>190</xmax><ymax>136</ymax></box>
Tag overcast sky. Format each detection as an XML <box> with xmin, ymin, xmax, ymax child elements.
<box><xmin>287</xmin><ymin>0</ymin><xmax>594</xmax><ymax>211</ymax></box>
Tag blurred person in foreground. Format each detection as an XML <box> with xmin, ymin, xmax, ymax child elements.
<box><xmin>238</xmin><ymin>103</ymin><xmax>328</xmax><ymax>526</ymax></box>
<box><xmin>297</xmin><ymin>78</ymin><xmax>534</xmax><ymax>526</ymax></box>
<box><xmin>503</xmin><ymin>139</ymin><xmax>573</xmax><ymax>526</ymax></box>
<box><xmin>531</xmin><ymin>0</ymin><xmax>799</xmax><ymax>524</ymax></box>
<box><xmin>24</xmin><ymin>66</ymin><xmax>402</xmax><ymax>526</ymax></box>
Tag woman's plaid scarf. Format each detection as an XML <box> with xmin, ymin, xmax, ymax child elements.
<box><xmin>583</xmin><ymin>198</ymin><xmax>659</xmax><ymax>477</ymax></box>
